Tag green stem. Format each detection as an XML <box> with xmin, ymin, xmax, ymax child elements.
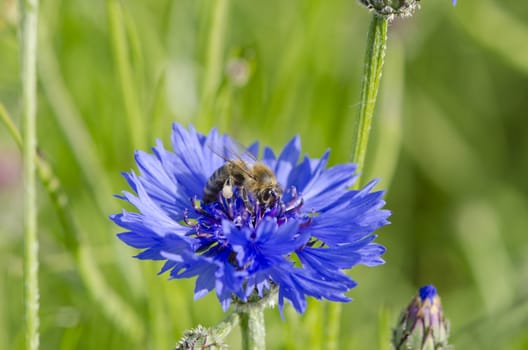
<box><xmin>239</xmin><ymin>306</ymin><xmax>265</xmax><ymax>350</ymax></box>
<box><xmin>19</xmin><ymin>0</ymin><xmax>40</xmax><ymax>349</ymax></box>
<box><xmin>38</xmin><ymin>20</ymin><xmax>147</xmax><ymax>301</ymax></box>
<box><xmin>214</xmin><ymin>312</ymin><xmax>240</xmax><ymax>340</ymax></box>
<box><xmin>38</xmin><ymin>25</ymin><xmax>117</xmax><ymax>218</ymax></box>
<box><xmin>198</xmin><ymin>0</ymin><xmax>229</xmax><ymax>131</ymax></box>
<box><xmin>306</xmin><ymin>300</ymin><xmax>323</xmax><ymax>350</ymax></box>
<box><xmin>351</xmin><ymin>15</ymin><xmax>388</xmax><ymax>186</ymax></box>
<box><xmin>107</xmin><ymin>0</ymin><xmax>145</xmax><ymax>149</ymax></box>
<box><xmin>0</xmin><ymin>103</ymin><xmax>22</xmax><ymax>146</ymax></box>
<box><xmin>327</xmin><ymin>15</ymin><xmax>389</xmax><ymax>350</ymax></box>
<box><xmin>326</xmin><ymin>302</ymin><xmax>342</xmax><ymax>350</ymax></box>
<box><xmin>0</xmin><ymin>103</ymin><xmax>145</xmax><ymax>344</ymax></box>
<box><xmin>1</xmin><ymin>103</ymin><xmax>79</xmax><ymax>252</ymax></box>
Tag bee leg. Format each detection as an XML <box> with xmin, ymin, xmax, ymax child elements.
<box><xmin>222</xmin><ymin>176</ymin><xmax>234</xmax><ymax>199</ymax></box>
<box><xmin>239</xmin><ymin>187</ymin><xmax>254</xmax><ymax>213</ymax></box>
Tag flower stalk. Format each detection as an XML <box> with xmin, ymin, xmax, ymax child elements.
<box><xmin>351</xmin><ymin>14</ymin><xmax>388</xmax><ymax>184</ymax></box>
<box><xmin>19</xmin><ymin>0</ymin><xmax>40</xmax><ymax>348</ymax></box>
<box><xmin>239</xmin><ymin>306</ymin><xmax>266</xmax><ymax>350</ymax></box>
<box><xmin>326</xmin><ymin>13</ymin><xmax>389</xmax><ymax>350</ymax></box>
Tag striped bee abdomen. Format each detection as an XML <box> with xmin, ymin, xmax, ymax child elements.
<box><xmin>202</xmin><ymin>162</ymin><xmax>246</xmax><ymax>204</ymax></box>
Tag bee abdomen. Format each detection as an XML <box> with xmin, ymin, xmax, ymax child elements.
<box><xmin>203</xmin><ymin>165</ymin><xmax>230</xmax><ymax>204</ymax></box>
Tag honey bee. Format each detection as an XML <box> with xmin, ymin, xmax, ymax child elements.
<box><xmin>203</xmin><ymin>156</ymin><xmax>282</xmax><ymax>209</ymax></box>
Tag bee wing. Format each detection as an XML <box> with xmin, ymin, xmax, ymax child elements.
<box><xmin>206</xmin><ymin>136</ymin><xmax>258</xmax><ymax>166</ymax></box>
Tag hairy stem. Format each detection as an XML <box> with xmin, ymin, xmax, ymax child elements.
<box><xmin>239</xmin><ymin>306</ymin><xmax>265</xmax><ymax>350</ymax></box>
<box><xmin>327</xmin><ymin>14</ymin><xmax>389</xmax><ymax>350</ymax></box>
<box><xmin>351</xmin><ymin>15</ymin><xmax>388</xmax><ymax>185</ymax></box>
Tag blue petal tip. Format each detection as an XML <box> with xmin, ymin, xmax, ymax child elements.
<box><xmin>419</xmin><ymin>284</ymin><xmax>437</xmax><ymax>301</ymax></box>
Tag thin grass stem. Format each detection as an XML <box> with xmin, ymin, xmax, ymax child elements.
<box><xmin>37</xmin><ymin>28</ymin><xmax>116</xmax><ymax>217</ymax></box>
<box><xmin>0</xmin><ymin>103</ymin><xmax>23</xmax><ymax>146</ymax></box>
<box><xmin>107</xmin><ymin>0</ymin><xmax>146</xmax><ymax>149</ymax></box>
<box><xmin>0</xmin><ymin>102</ymin><xmax>146</xmax><ymax>344</ymax></box>
<box><xmin>19</xmin><ymin>0</ymin><xmax>40</xmax><ymax>348</ymax></box>
<box><xmin>198</xmin><ymin>0</ymin><xmax>229</xmax><ymax>131</ymax></box>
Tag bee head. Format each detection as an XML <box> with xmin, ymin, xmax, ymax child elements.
<box><xmin>257</xmin><ymin>187</ymin><xmax>281</xmax><ymax>207</ymax></box>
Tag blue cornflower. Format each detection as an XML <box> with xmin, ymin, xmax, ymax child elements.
<box><xmin>110</xmin><ymin>123</ymin><xmax>390</xmax><ymax>314</ymax></box>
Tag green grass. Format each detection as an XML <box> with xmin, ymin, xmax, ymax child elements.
<box><xmin>1</xmin><ymin>0</ymin><xmax>528</xmax><ymax>349</ymax></box>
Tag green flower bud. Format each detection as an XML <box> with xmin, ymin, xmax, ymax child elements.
<box><xmin>358</xmin><ymin>0</ymin><xmax>420</xmax><ymax>20</ymax></box>
<box><xmin>392</xmin><ymin>285</ymin><xmax>451</xmax><ymax>350</ymax></box>
<box><xmin>175</xmin><ymin>325</ymin><xmax>228</xmax><ymax>350</ymax></box>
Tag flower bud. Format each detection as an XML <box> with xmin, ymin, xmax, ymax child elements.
<box><xmin>358</xmin><ymin>0</ymin><xmax>420</xmax><ymax>19</ymax></box>
<box><xmin>175</xmin><ymin>325</ymin><xmax>227</xmax><ymax>350</ymax></box>
<box><xmin>392</xmin><ymin>285</ymin><xmax>451</xmax><ymax>350</ymax></box>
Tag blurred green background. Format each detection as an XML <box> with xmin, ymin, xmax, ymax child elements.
<box><xmin>1</xmin><ymin>0</ymin><xmax>528</xmax><ymax>349</ymax></box>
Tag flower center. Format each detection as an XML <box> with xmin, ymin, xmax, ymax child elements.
<box><xmin>182</xmin><ymin>186</ymin><xmax>307</xmax><ymax>262</ymax></box>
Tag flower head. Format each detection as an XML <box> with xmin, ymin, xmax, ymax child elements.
<box><xmin>110</xmin><ymin>123</ymin><xmax>390</xmax><ymax>314</ymax></box>
<box><xmin>392</xmin><ymin>284</ymin><xmax>451</xmax><ymax>350</ymax></box>
<box><xmin>358</xmin><ymin>0</ymin><xmax>421</xmax><ymax>19</ymax></box>
<box><xmin>359</xmin><ymin>1</ymin><xmax>457</xmax><ymax>19</ymax></box>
